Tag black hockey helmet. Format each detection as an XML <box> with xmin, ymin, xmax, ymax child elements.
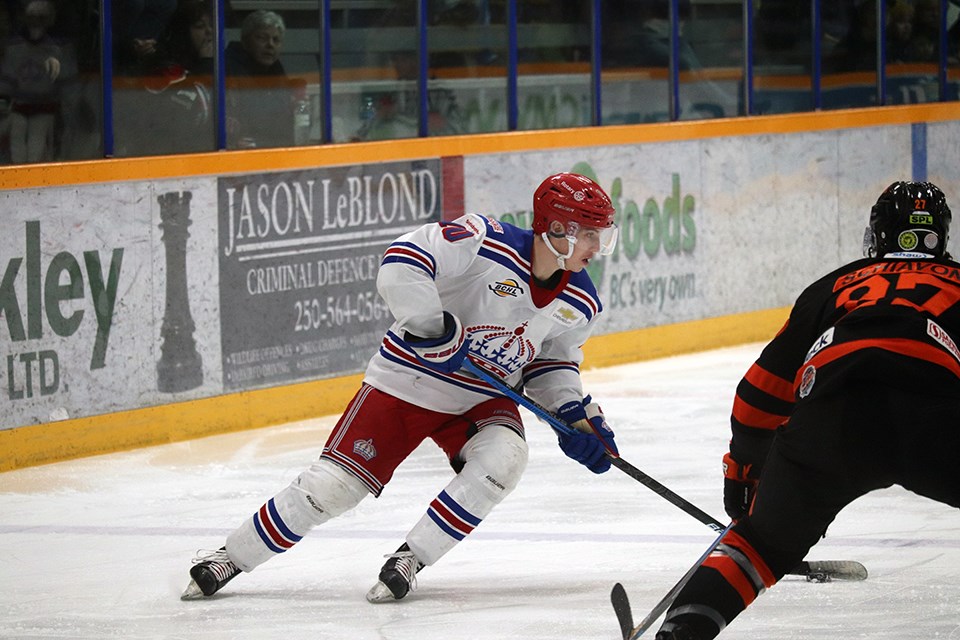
<box><xmin>864</xmin><ymin>181</ymin><xmax>952</xmax><ymax>258</ymax></box>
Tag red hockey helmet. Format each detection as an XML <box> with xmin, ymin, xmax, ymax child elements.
<box><xmin>533</xmin><ymin>173</ymin><xmax>616</xmax><ymax>233</ymax></box>
<box><xmin>532</xmin><ymin>173</ymin><xmax>618</xmax><ymax>258</ymax></box>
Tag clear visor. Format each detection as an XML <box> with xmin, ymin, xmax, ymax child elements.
<box><xmin>553</xmin><ymin>220</ymin><xmax>619</xmax><ymax>256</ymax></box>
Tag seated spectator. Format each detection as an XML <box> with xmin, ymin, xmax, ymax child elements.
<box><xmin>904</xmin><ymin>0</ymin><xmax>938</xmax><ymax>63</ymax></box>
<box><xmin>164</xmin><ymin>0</ymin><xmax>214</xmax><ymax>77</ymax></box>
<box><xmin>752</xmin><ymin>0</ymin><xmax>812</xmax><ymax>68</ymax></box>
<box><xmin>825</xmin><ymin>0</ymin><xmax>878</xmax><ymax>73</ymax></box>
<box><xmin>603</xmin><ymin>0</ymin><xmax>702</xmax><ymax>71</ymax></box>
<box><xmin>224</xmin><ymin>9</ymin><xmax>295</xmax><ymax>148</ymax></box>
<box><xmin>111</xmin><ymin>0</ymin><xmax>213</xmax><ymax>156</ymax></box>
<box><xmin>113</xmin><ymin>0</ymin><xmax>178</xmax><ymax>75</ymax></box>
<box><xmin>225</xmin><ymin>9</ymin><xmax>285</xmax><ymax>76</ymax></box>
<box><xmin>886</xmin><ymin>1</ymin><xmax>915</xmax><ymax>64</ymax></box>
<box><xmin>950</xmin><ymin>12</ymin><xmax>960</xmax><ymax>65</ymax></box>
<box><xmin>0</xmin><ymin>0</ymin><xmax>78</xmax><ymax>163</ymax></box>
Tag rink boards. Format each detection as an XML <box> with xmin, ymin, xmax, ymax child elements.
<box><xmin>1</xmin><ymin>102</ymin><xmax>959</xmax><ymax>470</ymax></box>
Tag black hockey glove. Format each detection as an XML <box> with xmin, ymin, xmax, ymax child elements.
<box><xmin>401</xmin><ymin>311</ymin><xmax>469</xmax><ymax>374</ymax></box>
<box><xmin>722</xmin><ymin>451</ymin><xmax>759</xmax><ymax>521</ymax></box>
<box><xmin>556</xmin><ymin>396</ymin><xmax>618</xmax><ymax>474</ymax></box>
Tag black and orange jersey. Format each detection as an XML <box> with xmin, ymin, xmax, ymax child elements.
<box><xmin>729</xmin><ymin>256</ymin><xmax>960</xmax><ymax>469</ymax></box>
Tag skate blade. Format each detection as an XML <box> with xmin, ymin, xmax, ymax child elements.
<box><xmin>365</xmin><ymin>581</ymin><xmax>399</xmax><ymax>603</ymax></box>
<box><xmin>180</xmin><ymin>579</ymin><xmax>204</xmax><ymax>601</ymax></box>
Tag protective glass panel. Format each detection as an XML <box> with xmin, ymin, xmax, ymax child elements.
<box><xmin>426</xmin><ymin>1</ymin><xmax>506</xmax><ymax>137</ymax></box>
<box><xmin>516</xmin><ymin>1</ymin><xmax>591</xmax><ymax>131</ymax></box>
<box><xmin>678</xmin><ymin>0</ymin><xmax>742</xmax><ymax>120</ymax></box>
<box><xmin>601</xmin><ymin>0</ymin><xmax>739</xmax><ymax>124</ymax></box>
<box><xmin>601</xmin><ymin>0</ymin><xmax>672</xmax><ymax>124</ymax></box>
<box><xmin>2</xmin><ymin>0</ymin><xmax>102</xmax><ymax>163</ymax></box>
<box><xmin>820</xmin><ymin>1</ymin><xmax>883</xmax><ymax>110</ymax></box>
<box><xmin>112</xmin><ymin>0</ymin><xmax>218</xmax><ymax>156</ymax></box>
<box><xmin>884</xmin><ymin>0</ymin><xmax>943</xmax><ymax>105</ymax></box>
<box><xmin>753</xmin><ymin>0</ymin><xmax>814</xmax><ymax>114</ymax></box>
<box><xmin>224</xmin><ymin>3</ymin><xmax>321</xmax><ymax>149</ymax></box>
<box><xmin>951</xmin><ymin>2</ymin><xmax>960</xmax><ymax>100</ymax></box>
<box><xmin>331</xmin><ymin>1</ymin><xmax>418</xmax><ymax>142</ymax></box>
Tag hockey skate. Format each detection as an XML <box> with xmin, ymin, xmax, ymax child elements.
<box><xmin>655</xmin><ymin>623</ymin><xmax>699</xmax><ymax>640</ymax></box>
<box><xmin>365</xmin><ymin>543</ymin><xmax>424</xmax><ymax>603</ymax></box>
<box><xmin>181</xmin><ymin>547</ymin><xmax>241</xmax><ymax>600</ymax></box>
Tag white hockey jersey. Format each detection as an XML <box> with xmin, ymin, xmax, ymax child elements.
<box><xmin>364</xmin><ymin>213</ymin><xmax>604</xmax><ymax>415</ymax></box>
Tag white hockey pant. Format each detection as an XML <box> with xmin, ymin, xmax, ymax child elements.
<box><xmin>407</xmin><ymin>424</ymin><xmax>529</xmax><ymax>566</ymax></box>
<box><xmin>225</xmin><ymin>458</ymin><xmax>368</xmax><ymax>572</ymax></box>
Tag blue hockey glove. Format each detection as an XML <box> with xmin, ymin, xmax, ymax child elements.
<box><xmin>556</xmin><ymin>396</ymin><xmax>618</xmax><ymax>474</ymax></box>
<box><xmin>401</xmin><ymin>311</ymin><xmax>469</xmax><ymax>374</ymax></box>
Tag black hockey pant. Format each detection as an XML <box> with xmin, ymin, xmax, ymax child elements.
<box><xmin>656</xmin><ymin>350</ymin><xmax>960</xmax><ymax>639</ymax></box>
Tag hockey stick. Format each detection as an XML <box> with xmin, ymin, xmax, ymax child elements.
<box><xmin>464</xmin><ymin>359</ymin><xmax>726</xmax><ymax>532</ymax></box>
<box><xmin>612</xmin><ymin>522</ymin><xmax>735</xmax><ymax>639</ymax></box>
<box><xmin>463</xmin><ymin>359</ymin><xmax>867</xmax><ymax>583</ymax></box>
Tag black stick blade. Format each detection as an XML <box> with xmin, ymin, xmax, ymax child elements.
<box><xmin>611</xmin><ymin>582</ymin><xmax>634</xmax><ymax>640</ymax></box>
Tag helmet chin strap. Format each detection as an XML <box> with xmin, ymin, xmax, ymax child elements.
<box><xmin>541</xmin><ymin>232</ymin><xmax>575</xmax><ymax>270</ymax></box>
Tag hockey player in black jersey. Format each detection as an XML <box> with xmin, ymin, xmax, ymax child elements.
<box><xmin>654</xmin><ymin>181</ymin><xmax>960</xmax><ymax>640</ymax></box>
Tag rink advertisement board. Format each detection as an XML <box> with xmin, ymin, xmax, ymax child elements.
<box><xmin>0</xmin><ymin>179</ymin><xmax>224</xmax><ymax>430</ymax></box>
<box><xmin>216</xmin><ymin>160</ymin><xmax>441</xmax><ymax>390</ymax></box>
<box><xmin>3</xmin><ymin>117</ymin><xmax>960</xmax><ymax>434</ymax></box>
<box><xmin>469</xmin><ymin>153</ymin><xmax>709</xmax><ymax>335</ymax></box>
<box><xmin>462</xmin><ymin>127</ymin><xmax>942</xmax><ymax>336</ymax></box>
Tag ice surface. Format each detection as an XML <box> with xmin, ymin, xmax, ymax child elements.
<box><xmin>1</xmin><ymin>343</ymin><xmax>958</xmax><ymax>639</ymax></box>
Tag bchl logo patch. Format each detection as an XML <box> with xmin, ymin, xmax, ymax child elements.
<box><xmin>489</xmin><ymin>278</ymin><xmax>524</xmax><ymax>298</ymax></box>
<box><xmin>353</xmin><ymin>438</ymin><xmax>377</xmax><ymax>461</ymax></box>
<box><xmin>798</xmin><ymin>364</ymin><xmax>816</xmax><ymax>398</ymax></box>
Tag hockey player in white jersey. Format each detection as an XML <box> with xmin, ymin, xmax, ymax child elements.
<box><xmin>182</xmin><ymin>172</ymin><xmax>620</xmax><ymax>602</ymax></box>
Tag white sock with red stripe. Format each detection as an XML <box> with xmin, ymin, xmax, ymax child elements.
<box><xmin>407</xmin><ymin>425</ymin><xmax>528</xmax><ymax>565</ymax></box>
<box><xmin>226</xmin><ymin>460</ymin><xmax>368</xmax><ymax>571</ymax></box>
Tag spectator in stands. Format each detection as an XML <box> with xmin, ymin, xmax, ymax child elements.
<box><xmin>164</xmin><ymin>0</ymin><xmax>214</xmax><ymax>77</ymax></box>
<box><xmin>224</xmin><ymin>9</ymin><xmax>294</xmax><ymax>148</ymax></box>
<box><xmin>752</xmin><ymin>0</ymin><xmax>811</xmax><ymax>68</ymax></box>
<box><xmin>1</xmin><ymin>0</ymin><xmax>17</xmax><ymax>43</ymax></box>
<box><xmin>904</xmin><ymin>0</ymin><xmax>938</xmax><ymax>63</ymax></box>
<box><xmin>886</xmin><ymin>0</ymin><xmax>915</xmax><ymax>64</ymax></box>
<box><xmin>825</xmin><ymin>0</ymin><xmax>879</xmax><ymax>72</ymax></box>
<box><xmin>950</xmin><ymin>11</ymin><xmax>960</xmax><ymax>65</ymax></box>
<box><xmin>225</xmin><ymin>9</ymin><xmax>285</xmax><ymax>76</ymax></box>
<box><xmin>0</xmin><ymin>0</ymin><xmax>78</xmax><ymax>163</ymax></box>
<box><xmin>603</xmin><ymin>0</ymin><xmax>702</xmax><ymax>71</ymax></box>
<box><xmin>111</xmin><ymin>0</ymin><xmax>213</xmax><ymax>156</ymax></box>
<box><xmin>113</xmin><ymin>0</ymin><xmax>178</xmax><ymax>75</ymax></box>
